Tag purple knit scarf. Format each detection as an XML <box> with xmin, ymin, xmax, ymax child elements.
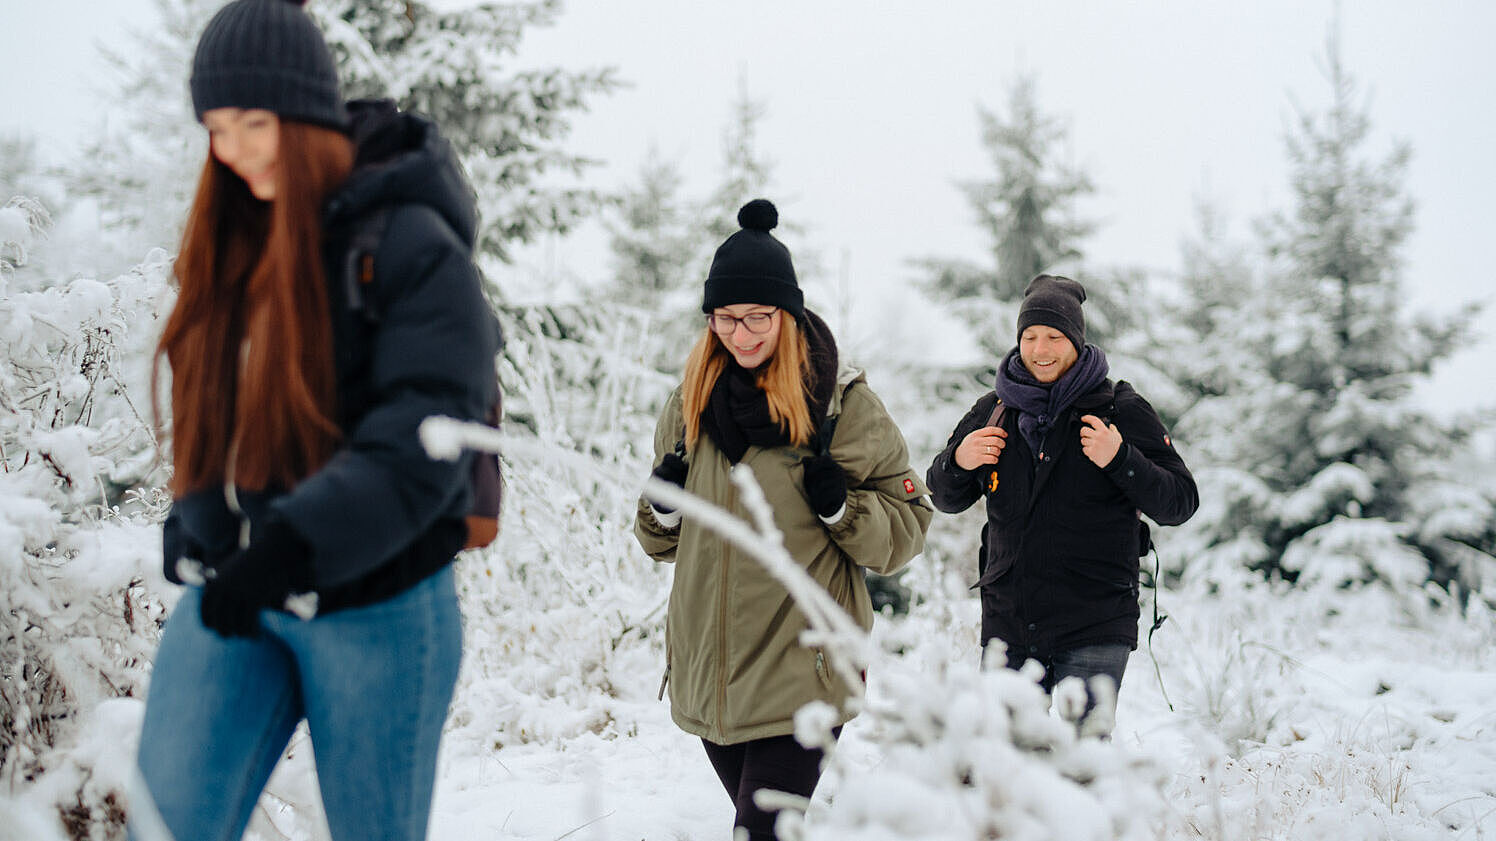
<box><xmin>993</xmin><ymin>344</ymin><xmax>1110</xmax><ymax>458</ymax></box>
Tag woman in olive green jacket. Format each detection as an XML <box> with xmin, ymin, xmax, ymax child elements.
<box><xmin>634</xmin><ymin>200</ymin><xmax>932</xmax><ymax>841</ymax></box>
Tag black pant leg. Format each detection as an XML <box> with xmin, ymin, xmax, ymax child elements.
<box><xmin>701</xmin><ymin>737</ymin><xmax>747</xmax><ymax>803</ymax></box>
<box><xmin>722</xmin><ymin>728</ymin><xmax>840</xmax><ymax>841</ymax></box>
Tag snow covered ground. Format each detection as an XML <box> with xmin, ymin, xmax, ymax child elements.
<box><xmin>422</xmin><ymin>572</ymin><xmax>1496</xmax><ymax>841</ymax></box>
<box><xmin>203</xmin><ymin>557</ymin><xmax>1496</xmax><ymax>841</ymax></box>
<box><xmin>2</xmin><ymin>461</ymin><xmax>1494</xmax><ymax>841</ymax></box>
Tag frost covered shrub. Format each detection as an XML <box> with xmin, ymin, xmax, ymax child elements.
<box><xmin>1</xmin><ymin>196</ymin><xmax>173</xmax><ymax>838</ymax></box>
<box><xmin>446</xmin><ymin>302</ymin><xmax>679</xmax><ymax>750</ymax></box>
<box><xmin>1154</xmin><ymin>576</ymin><xmax>1312</xmax><ymax>755</ymax></box>
<box><xmin>629</xmin><ymin>466</ymin><xmax>1177</xmax><ymax>841</ymax></box>
<box><xmin>1151</xmin><ymin>578</ymin><xmax>1496</xmax><ymax>840</ymax></box>
<box><xmin>796</xmin><ymin>646</ymin><xmax>1174</xmax><ymax>841</ymax></box>
<box><xmin>1145</xmin><ymin>574</ymin><xmax>1478</xmax><ymax>757</ymax></box>
<box><xmin>0</xmin><ymin>202</ymin><xmax>170</xmax><ymax>513</ymax></box>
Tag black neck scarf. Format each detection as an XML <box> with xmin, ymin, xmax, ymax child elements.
<box><xmin>704</xmin><ymin>365</ymin><xmax>783</xmax><ymax>464</ymax></box>
<box><xmin>700</xmin><ymin>309</ymin><xmax>840</xmax><ymax>464</ymax></box>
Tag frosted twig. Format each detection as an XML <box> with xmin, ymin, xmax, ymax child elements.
<box><xmin>754</xmin><ymin>789</ymin><xmax>810</xmax><ymax>836</ymax></box>
<box><xmin>636</xmin><ymin>469</ymin><xmax>872</xmax><ymax>697</ymax></box>
<box><xmin>421</xmin><ymin>421</ymin><xmax>874</xmax><ymax>700</ymax></box>
<box><xmin>726</xmin><ymin>466</ymin><xmax>871</xmax><ymax>694</ymax></box>
<box><xmin>418</xmin><ymin>416</ymin><xmax>504</xmax><ymax>461</ymax></box>
<box><xmin>549</xmin><ymin>810</ymin><xmax>614</xmax><ymax>841</ymax></box>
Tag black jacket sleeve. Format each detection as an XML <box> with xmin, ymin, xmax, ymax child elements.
<box><xmin>1101</xmin><ymin>386</ymin><xmax>1198</xmax><ymax>527</ymax></box>
<box><xmin>925</xmin><ymin>391</ymin><xmax>1000</xmax><ymax>515</ymax></box>
<box><xmin>271</xmin><ymin>204</ymin><xmax>500</xmax><ymax>588</ymax></box>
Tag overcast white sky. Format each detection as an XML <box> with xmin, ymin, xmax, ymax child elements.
<box><xmin>4</xmin><ymin>1</ymin><xmax>1494</xmax><ymax>413</ymax></box>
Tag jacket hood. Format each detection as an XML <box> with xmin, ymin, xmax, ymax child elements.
<box><xmin>324</xmin><ymin>99</ymin><xmax>478</xmax><ymax>246</ymax></box>
<box><xmin>801</xmin><ymin>308</ymin><xmax>840</xmax><ymax>423</ymax></box>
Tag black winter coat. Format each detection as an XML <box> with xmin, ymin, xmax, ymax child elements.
<box><xmin>162</xmin><ymin>100</ymin><xmax>501</xmax><ymax>612</ymax></box>
<box><xmin>926</xmin><ymin>380</ymin><xmax>1197</xmax><ymax>662</ymax></box>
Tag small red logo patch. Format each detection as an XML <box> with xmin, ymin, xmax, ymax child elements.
<box><xmin>903</xmin><ymin>478</ymin><xmax>916</xmax><ymax>494</ymax></box>
<box><xmin>1164</xmin><ymin>435</ymin><xmax>1172</xmax><ymax>447</ymax></box>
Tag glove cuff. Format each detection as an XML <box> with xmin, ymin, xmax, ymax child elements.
<box><xmin>817</xmin><ymin>501</ymin><xmax>847</xmax><ymax>525</ymax></box>
<box><xmin>651</xmin><ymin>504</ymin><xmax>683</xmax><ymax>529</ymax></box>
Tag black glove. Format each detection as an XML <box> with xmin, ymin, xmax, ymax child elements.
<box><xmin>649</xmin><ymin>452</ymin><xmax>690</xmax><ymax>514</ymax></box>
<box><xmin>162</xmin><ymin>511</ymin><xmax>205</xmax><ymax>585</ymax></box>
<box><xmin>200</xmin><ymin>516</ymin><xmax>314</xmax><ymax>639</ymax></box>
<box><xmin>802</xmin><ymin>453</ymin><xmax>847</xmax><ymax>520</ymax></box>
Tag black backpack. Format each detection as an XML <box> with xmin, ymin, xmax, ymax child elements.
<box><xmin>343</xmin><ymin>207</ymin><xmax>503</xmax><ymax>549</ymax></box>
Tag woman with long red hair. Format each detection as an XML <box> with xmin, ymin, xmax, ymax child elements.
<box><xmin>634</xmin><ymin>200</ymin><xmax>932</xmax><ymax>841</ymax></box>
<box><xmin>134</xmin><ymin>2</ymin><xmax>497</xmax><ymax>839</ymax></box>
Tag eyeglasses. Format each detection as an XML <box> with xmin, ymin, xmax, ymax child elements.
<box><xmin>706</xmin><ymin>310</ymin><xmax>777</xmax><ymax>335</ymax></box>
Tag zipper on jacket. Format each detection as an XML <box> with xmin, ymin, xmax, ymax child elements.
<box><xmin>714</xmin><ymin>472</ymin><xmax>735</xmax><ymax>740</ymax></box>
<box><xmin>715</xmin><ymin>539</ymin><xmax>729</xmax><ymax>739</ymax></box>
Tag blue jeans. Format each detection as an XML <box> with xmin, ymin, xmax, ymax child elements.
<box><xmin>1039</xmin><ymin>643</ymin><xmax>1131</xmax><ymax>696</ymax></box>
<box><xmin>133</xmin><ymin>566</ymin><xmax>462</xmax><ymax>841</ymax></box>
<box><xmin>1035</xmin><ymin>643</ymin><xmax>1130</xmax><ymax>735</ymax></box>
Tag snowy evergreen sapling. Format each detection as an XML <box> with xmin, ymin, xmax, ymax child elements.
<box><xmin>1172</xmin><ymin>33</ymin><xmax>1496</xmax><ymax>596</ymax></box>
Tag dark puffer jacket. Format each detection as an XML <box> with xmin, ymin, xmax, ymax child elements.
<box><xmin>162</xmin><ymin>100</ymin><xmax>501</xmax><ymax>612</ymax></box>
<box><xmin>926</xmin><ymin>380</ymin><xmax>1197</xmax><ymax>663</ymax></box>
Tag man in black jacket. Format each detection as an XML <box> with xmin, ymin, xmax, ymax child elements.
<box><xmin>926</xmin><ymin>275</ymin><xmax>1198</xmax><ymax>735</ymax></box>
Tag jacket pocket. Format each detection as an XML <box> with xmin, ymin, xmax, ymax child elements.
<box><xmin>1060</xmin><ymin>555</ymin><xmax>1135</xmax><ymax>596</ymax></box>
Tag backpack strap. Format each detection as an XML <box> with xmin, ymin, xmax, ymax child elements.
<box><xmin>1106</xmin><ymin>380</ymin><xmax>1135</xmax><ymax>422</ymax></box>
<box><xmin>986</xmin><ymin>397</ymin><xmax>1006</xmax><ymax>429</ymax></box>
<box><xmin>812</xmin><ymin>411</ymin><xmax>839</xmax><ymax>458</ymax></box>
<box><xmin>811</xmin><ymin>376</ymin><xmax>863</xmax><ymax>457</ymax></box>
<box><xmin>343</xmin><ymin>205</ymin><xmax>393</xmax><ymax>324</ymax></box>
<box><xmin>981</xmin><ymin>397</ymin><xmax>1005</xmax><ymax>494</ymax></box>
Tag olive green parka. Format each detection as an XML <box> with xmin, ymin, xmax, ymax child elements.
<box><xmin>634</xmin><ymin>364</ymin><xmax>932</xmax><ymax>745</ymax></box>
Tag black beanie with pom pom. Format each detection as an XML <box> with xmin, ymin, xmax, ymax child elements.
<box><xmin>190</xmin><ymin>0</ymin><xmax>347</xmax><ymax>132</ymax></box>
<box><xmin>702</xmin><ymin>199</ymin><xmax>804</xmax><ymax>321</ymax></box>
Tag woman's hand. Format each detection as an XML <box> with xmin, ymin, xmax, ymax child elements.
<box><xmin>954</xmin><ymin>426</ymin><xmax>1007</xmax><ymax>472</ymax></box>
<box><xmin>199</xmin><ymin>516</ymin><xmax>312</xmax><ymax>638</ymax></box>
<box><xmin>802</xmin><ymin>453</ymin><xmax>848</xmax><ymax>520</ymax></box>
<box><xmin>648</xmin><ymin>453</ymin><xmax>689</xmax><ymax>514</ymax></box>
<box><xmin>1079</xmin><ymin>415</ymin><xmax>1123</xmax><ymax>468</ymax></box>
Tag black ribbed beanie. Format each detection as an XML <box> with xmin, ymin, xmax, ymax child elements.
<box><xmin>190</xmin><ymin>0</ymin><xmax>347</xmax><ymax>131</ymax></box>
<box><xmin>1016</xmin><ymin>274</ymin><xmax>1087</xmax><ymax>351</ymax></box>
<box><xmin>702</xmin><ymin>199</ymin><xmax>804</xmax><ymax>321</ymax></box>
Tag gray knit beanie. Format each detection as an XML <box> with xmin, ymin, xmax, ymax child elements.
<box><xmin>1016</xmin><ymin>274</ymin><xmax>1087</xmax><ymax>352</ymax></box>
<box><xmin>190</xmin><ymin>0</ymin><xmax>347</xmax><ymax>132</ymax></box>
